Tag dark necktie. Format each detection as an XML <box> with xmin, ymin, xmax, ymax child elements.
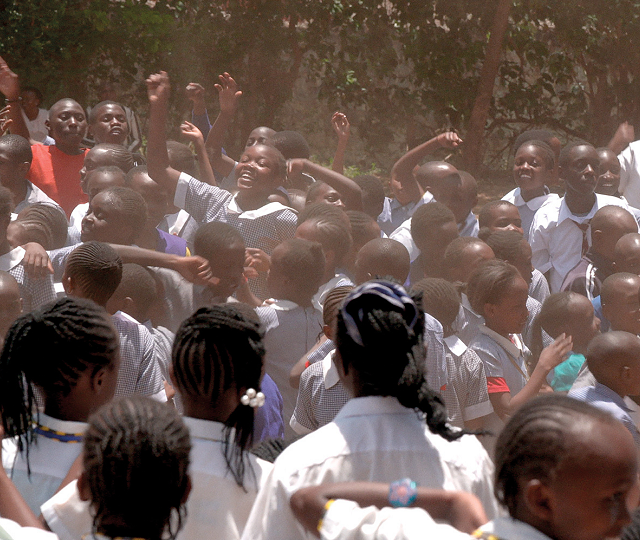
<box><xmin>572</xmin><ymin>220</ymin><xmax>590</xmax><ymax>257</ymax></box>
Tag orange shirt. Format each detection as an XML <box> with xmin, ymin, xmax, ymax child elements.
<box><xmin>27</xmin><ymin>145</ymin><xmax>88</xmax><ymax>216</ymax></box>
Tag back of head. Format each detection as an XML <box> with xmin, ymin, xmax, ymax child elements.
<box><xmin>535</xmin><ymin>291</ymin><xmax>580</xmax><ymax>339</ymax></box>
<box><xmin>101</xmin><ymin>186</ymin><xmax>147</xmax><ymax>236</ymax></box>
<box><xmin>495</xmin><ymin>394</ymin><xmax>618</xmax><ymax>517</ymax></box>
<box><xmin>353</xmin><ymin>175</ymin><xmax>385</xmax><ymax>219</ymax></box>
<box><xmin>194</xmin><ymin>221</ymin><xmax>244</xmax><ymax>261</ymax></box>
<box><xmin>411</xmin><ymin>278</ymin><xmax>461</xmax><ymax>334</ymax></box>
<box><xmin>0</xmin><ymin>297</ymin><xmax>118</xmax><ymax>444</ymax></box>
<box><xmin>414</xmin><ymin>161</ymin><xmax>457</xmax><ymax>190</ymax></box>
<box><xmin>322</xmin><ymin>285</ymin><xmax>355</xmax><ymax>327</ymax></box>
<box><xmin>89</xmin><ymin>143</ymin><xmax>135</xmax><ymax>173</ymax></box>
<box><xmin>601</xmin><ymin>272</ymin><xmax>640</xmax><ymax>307</ymax></box>
<box><xmin>271</xmin><ymin>238</ymin><xmax>326</xmax><ymax>295</ymax></box>
<box><xmin>297</xmin><ymin>200</ymin><xmax>348</xmax><ymax>227</ymax></box>
<box><xmin>513</xmin><ymin>129</ymin><xmax>556</xmax><ymax>153</ymax></box>
<box><xmin>84</xmin><ymin>396</ymin><xmax>191</xmax><ymax>540</ymax></box>
<box><xmin>466</xmin><ymin>259</ymin><xmax>520</xmax><ymax>314</ymax></box>
<box><xmin>355</xmin><ymin>238</ymin><xmax>410</xmax><ymax>285</ymax></box>
<box><xmin>586</xmin><ymin>331</ymin><xmax>640</xmax><ymax>386</ymax></box>
<box><xmin>346</xmin><ymin>210</ymin><xmax>380</xmax><ymax>250</ymax></box>
<box><xmin>113</xmin><ymin>263</ymin><xmax>157</xmax><ymax>315</ymax></box>
<box><xmin>87</xmin><ymin>165</ymin><xmax>127</xmax><ymax>188</ymax></box>
<box><xmin>172</xmin><ymin>304</ymin><xmax>265</xmax><ymax>485</ymax></box>
<box><xmin>167</xmin><ymin>140</ymin><xmax>197</xmax><ymax>177</ymax></box>
<box><xmin>65</xmin><ymin>241</ymin><xmax>123</xmax><ymax>304</ymax></box>
<box><xmin>484</xmin><ymin>230</ymin><xmax>525</xmax><ymax>263</ymax></box>
<box><xmin>299</xmin><ymin>215</ymin><xmax>353</xmax><ymax>267</ymax></box>
<box><xmin>410</xmin><ymin>202</ymin><xmax>456</xmax><ymax>245</ymax></box>
<box><xmin>443</xmin><ymin>237</ymin><xmax>491</xmax><ymax>272</ymax></box>
<box><xmin>13</xmin><ymin>203</ymin><xmax>68</xmax><ymax>250</ymax></box>
<box><xmin>0</xmin><ymin>134</ymin><xmax>32</xmax><ymax>164</ymax></box>
<box><xmin>268</xmin><ymin>130</ymin><xmax>310</xmax><ymax>159</ymax></box>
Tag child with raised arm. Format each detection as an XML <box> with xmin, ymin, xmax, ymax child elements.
<box><xmin>146</xmin><ymin>71</ymin><xmax>297</xmax><ymax>300</ymax></box>
<box><xmin>331</xmin><ymin>112</ymin><xmax>350</xmax><ymax>175</ymax></box>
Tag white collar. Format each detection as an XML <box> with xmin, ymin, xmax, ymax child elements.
<box><xmin>37</xmin><ymin>412</ymin><xmax>88</xmax><ymax>435</ymax></box>
<box><xmin>183</xmin><ymin>416</ymin><xmax>229</xmax><ymax>443</ymax></box>
<box><xmin>334</xmin><ymin>396</ymin><xmax>413</xmax><ymax>421</ymax></box>
<box><xmin>266</xmin><ymin>299</ymin><xmax>300</xmax><ymax>311</ymax></box>
<box><xmin>113</xmin><ymin>310</ymin><xmax>142</xmax><ymax>326</ymax></box>
<box><xmin>479</xmin><ymin>517</ymin><xmax>554</xmax><ymax>540</ymax></box>
<box><xmin>479</xmin><ymin>324</ymin><xmax>524</xmax><ymax>359</ymax></box>
<box><xmin>227</xmin><ymin>196</ymin><xmax>294</xmax><ymax>218</ymax></box>
<box><xmin>444</xmin><ymin>334</ymin><xmax>467</xmax><ymax>357</ymax></box>
<box><xmin>510</xmin><ymin>187</ymin><xmax>557</xmax><ymax>211</ymax></box>
<box><xmin>557</xmin><ymin>194</ymin><xmax>617</xmax><ymax>225</ymax></box>
<box><xmin>322</xmin><ymin>351</ymin><xmax>340</xmax><ymax>389</ymax></box>
<box><xmin>461</xmin><ymin>293</ymin><xmax>484</xmax><ymax>322</ymax></box>
<box><xmin>0</xmin><ymin>246</ymin><xmax>25</xmax><ymax>272</ymax></box>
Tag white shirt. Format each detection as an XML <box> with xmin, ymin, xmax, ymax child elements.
<box><xmin>3</xmin><ymin>413</ymin><xmax>87</xmax><ymax>514</ymax></box>
<box><xmin>240</xmin><ymin>396</ymin><xmax>499</xmax><ymax>540</ymax></box>
<box><xmin>0</xmin><ymin>518</ymin><xmax>58</xmax><ymax>540</ymax></box>
<box><xmin>68</xmin><ymin>202</ymin><xmax>88</xmax><ymax>232</ymax></box>
<box><xmin>22</xmin><ymin>108</ymin><xmax>49</xmax><ymax>142</ymax></box>
<box><xmin>502</xmin><ymin>187</ymin><xmax>558</xmax><ymax>240</ymax></box>
<box><xmin>389</xmin><ymin>217</ymin><xmax>420</xmax><ymax>262</ymax></box>
<box><xmin>14</xmin><ymin>181</ymin><xmax>62</xmax><ymax>215</ymax></box>
<box><xmin>377</xmin><ymin>192</ymin><xmax>433</xmax><ymax>237</ymax></box>
<box><xmin>619</xmin><ymin>140</ymin><xmax>640</xmax><ymax>208</ymax></box>
<box><xmin>529</xmin><ymin>194</ymin><xmax>631</xmax><ymax>292</ymax></box>
<box><xmin>312</xmin><ymin>273</ymin><xmax>354</xmax><ymax>310</ymax></box>
<box><xmin>458</xmin><ymin>211</ymin><xmax>479</xmax><ymax>238</ymax></box>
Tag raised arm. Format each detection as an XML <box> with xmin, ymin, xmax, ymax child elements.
<box><xmin>608</xmin><ymin>121</ymin><xmax>635</xmax><ymax>155</ymax></box>
<box><xmin>331</xmin><ymin>112</ymin><xmax>350</xmax><ymax>175</ymax></box>
<box><xmin>181</xmin><ymin>120</ymin><xmax>216</xmax><ymax>186</ymax></box>
<box><xmin>146</xmin><ymin>71</ymin><xmax>181</xmax><ymax>199</ymax></box>
<box><xmin>391</xmin><ymin>131</ymin><xmax>463</xmax><ymax>191</ymax></box>
<box><xmin>204</xmin><ymin>72</ymin><xmax>242</xmax><ymax>177</ymax></box>
<box><xmin>0</xmin><ymin>55</ymin><xmax>31</xmax><ymax>141</ymax></box>
<box><xmin>290</xmin><ymin>158</ymin><xmax>363</xmax><ymax>211</ymax></box>
<box><xmin>186</xmin><ymin>82</ymin><xmax>211</xmax><ymax>140</ymax></box>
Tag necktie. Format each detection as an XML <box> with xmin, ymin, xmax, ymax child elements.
<box><xmin>572</xmin><ymin>220</ymin><xmax>590</xmax><ymax>257</ymax></box>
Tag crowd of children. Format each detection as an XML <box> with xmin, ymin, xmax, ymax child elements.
<box><xmin>2</xmin><ymin>51</ymin><xmax>640</xmax><ymax>540</ymax></box>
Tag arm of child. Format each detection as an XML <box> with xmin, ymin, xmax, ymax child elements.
<box><xmin>0</xmin><ymin>55</ymin><xmax>31</xmax><ymax>141</ymax></box>
<box><xmin>0</xmin><ymin>105</ymin><xmax>12</xmax><ymax>137</ymax></box>
<box><xmin>146</xmin><ymin>71</ymin><xmax>182</xmax><ymax>200</ymax></box>
<box><xmin>331</xmin><ymin>112</ymin><xmax>350</xmax><ymax>175</ymax></box>
<box><xmin>490</xmin><ymin>333</ymin><xmax>572</xmax><ymax>420</ymax></box>
<box><xmin>186</xmin><ymin>83</ymin><xmax>211</xmax><ymax>139</ymax></box>
<box><xmin>204</xmin><ymin>72</ymin><xmax>242</xmax><ymax>177</ymax></box>
<box><xmin>290</xmin><ymin>158</ymin><xmax>363</xmax><ymax>211</ymax></box>
<box><xmin>608</xmin><ymin>121</ymin><xmax>635</xmax><ymax>155</ymax></box>
<box><xmin>289</xmin><ymin>335</ymin><xmax>329</xmax><ymax>389</ymax></box>
<box><xmin>290</xmin><ymin>482</ymin><xmax>487</xmax><ymax>538</ymax></box>
<box><xmin>181</xmin><ymin>120</ymin><xmax>216</xmax><ymax>186</ymax></box>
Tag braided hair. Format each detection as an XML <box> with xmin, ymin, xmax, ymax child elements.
<box><xmin>495</xmin><ymin>394</ymin><xmax>618</xmax><ymax>516</ymax></box>
<box><xmin>336</xmin><ymin>280</ymin><xmax>462</xmax><ymax>441</ymax></box>
<box><xmin>484</xmin><ymin>230</ymin><xmax>527</xmax><ymax>264</ymax></box>
<box><xmin>65</xmin><ymin>241</ymin><xmax>123</xmax><ymax>305</ymax></box>
<box><xmin>172</xmin><ymin>304</ymin><xmax>265</xmax><ymax>488</ymax></box>
<box><xmin>86</xmin><ymin>143</ymin><xmax>135</xmax><ymax>173</ymax></box>
<box><xmin>83</xmin><ymin>396</ymin><xmax>191</xmax><ymax>540</ymax></box>
<box><xmin>0</xmin><ymin>297</ymin><xmax>118</xmax><ymax>457</ymax></box>
<box><xmin>13</xmin><ymin>203</ymin><xmax>68</xmax><ymax>250</ymax></box>
<box><xmin>411</xmin><ymin>278</ymin><xmax>461</xmax><ymax>337</ymax></box>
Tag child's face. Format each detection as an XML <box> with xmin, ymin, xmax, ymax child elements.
<box><xmin>484</xmin><ymin>276</ymin><xmax>529</xmax><ymax>336</ymax></box>
<box><xmin>595</xmin><ymin>149</ymin><xmax>622</xmax><ymax>197</ymax></box>
<box><xmin>543</xmin><ymin>421</ymin><xmax>638</xmax><ymax>540</ymax></box>
<box><xmin>565</xmin><ymin>297</ymin><xmax>601</xmax><ymax>354</ymax></box>
<box><xmin>486</xmin><ymin>205</ymin><xmax>524</xmax><ymax>235</ymax></box>
<box><xmin>81</xmin><ymin>192</ymin><xmax>132</xmax><ymax>245</ymax></box>
<box><xmin>0</xmin><ymin>143</ymin><xmax>29</xmax><ymax>186</ymax></box>
<box><xmin>390</xmin><ymin>175</ymin><xmax>421</xmax><ymax>206</ymax></box>
<box><xmin>245</xmin><ymin>127</ymin><xmax>274</xmax><ymax>149</ymax></box>
<box><xmin>562</xmin><ymin>145</ymin><xmax>599</xmax><ymax>197</ymax></box>
<box><xmin>513</xmin><ymin>144</ymin><xmax>551</xmax><ymax>196</ymax></box>
<box><xmin>46</xmin><ymin>100</ymin><xmax>87</xmax><ymax>148</ymax></box>
<box><xmin>604</xmin><ymin>278</ymin><xmax>640</xmax><ymax>335</ymax></box>
<box><xmin>236</xmin><ymin>145</ymin><xmax>281</xmax><ymax>199</ymax></box>
<box><xmin>510</xmin><ymin>239</ymin><xmax>534</xmax><ymax>286</ymax></box>
<box><xmin>307</xmin><ymin>183</ymin><xmax>345</xmax><ymax>209</ymax></box>
<box><xmin>207</xmin><ymin>242</ymin><xmax>245</xmax><ymax>300</ymax></box>
<box><xmin>89</xmin><ymin>104</ymin><xmax>129</xmax><ymax>146</ymax></box>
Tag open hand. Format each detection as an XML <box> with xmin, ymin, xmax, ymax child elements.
<box><xmin>538</xmin><ymin>333</ymin><xmax>573</xmax><ymax>371</ymax></box>
<box><xmin>21</xmin><ymin>242</ymin><xmax>54</xmax><ymax>278</ymax></box>
<box><xmin>173</xmin><ymin>255</ymin><xmax>219</xmax><ymax>286</ymax></box>
<box><xmin>214</xmin><ymin>72</ymin><xmax>242</xmax><ymax>115</ymax></box>
<box><xmin>331</xmin><ymin>112</ymin><xmax>350</xmax><ymax>141</ymax></box>
<box><xmin>245</xmin><ymin>248</ymin><xmax>271</xmax><ymax>273</ymax></box>
<box><xmin>0</xmin><ymin>55</ymin><xmax>20</xmax><ymax>101</ymax></box>
<box><xmin>180</xmin><ymin>121</ymin><xmax>204</xmax><ymax>145</ymax></box>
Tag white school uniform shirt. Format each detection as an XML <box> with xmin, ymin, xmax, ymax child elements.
<box><xmin>0</xmin><ymin>519</ymin><xmax>58</xmax><ymax>540</ymax></box>
<box><xmin>14</xmin><ymin>181</ymin><xmax>62</xmax><ymax>215</ymax></box>
<box><xmin>3</xmin><ymin>414</ymin><xmax>87</xmax><ymax>514</ymax></box>
<box><xmin>240</xmin><ymin>395</ymin><xmax>498</xmax><ymax>540</ymax></box>
<box><xmin>22</xmin><ymin>108</ymin><xmax>49</xmax><ymax>142</ymax></box>
<box><xmin>312</xmin><ymin>273</ymin><xmax>354</xmax><ymax>310</ymax></box>
<box><xmin>529</xmin><ymin>268</ymin><xmax>550</xmax><ymax>304</ymax></box>
<box><xmin>502</xmin><ymin>187</ymin><xmax>558</xmax><ymax>240</ymax></box>
<box><xmin>158</xmin><ymin>208</ymin><xmax>199</xmax><ymax>247</ymax></box>
<box><xmin>618</xmin><ymin>140</ymin><xmax>640</xmax><ymax>208</ymax></box>
<box><xmin>529</xmin><ymin>194</ymin><xmax>631</xmax><ymax>292</ymax></box>
<box><xmin>41</xmin><ymin>417</ymin><xmax>273</xmax><ymax>540</ymax></box>
<box><xmin>68</xmin><ymin>202</ymin><xmax>88</xmax><ymax>232</ymax></box>
<box><xmin>255</xmin><ymin>299</ymin><xmax>323</xmax><ymax>439</ymax></box>
<box><xmin>320</xmin><ymin>499</ymin><xmax>470</xmax><ymax>540</ymax></box>
<box><xmin>458</xmin><ymin>210</ymin><xmax>479</xmax><ymax>237</ymax></box>
<box><xmin>389</xmin><ymin>217</ymin><xmax>420</xmax><ymax>262</ymax></box>
<box><xmin>377</xmin><ymin>191</ymin><xmax>433</xmax><ymax>236</ymax></box>
<box><xmin>0</xmin><ymin>246</ymin><xmax>56</xmax><ymax>312</ymax></box>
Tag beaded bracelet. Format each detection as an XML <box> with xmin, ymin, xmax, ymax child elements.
<box><xmin>389</xmin><ymin>478</ymin><xmax>417</xmax><ymax>507</ymax></box>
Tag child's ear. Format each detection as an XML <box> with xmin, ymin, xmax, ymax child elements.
<box><xmin>322</xmin><ymin>324</ymin><xmax>333</xmax><ymax>340</ymax></box>
<box><xmin>62</xmin><ymin>273</ymin><xmax>74</xmax><ymax>295</ymax></box>
<box><xmin>622</xmin><ymin>365</ymin><xmax>632</xmax><ymax>380</ymax></box>
<box><xmin>523</xmin><ymin>479</ymin><xmax>554</xmax><ymax>521</ymax></box>
<box><xmin>77</xmin><ymin>471</ymin><xmax>91</xmax><ymax>502</ymax></box>
<box><xmin>18</xmin><ymin>161</ymin><xmax>31</xmax><ymax>177</ymax></box>
<box><xmin>90</xmin><ymin>366</ymin><xmax>110</xmax><ymax>394</ymax></box>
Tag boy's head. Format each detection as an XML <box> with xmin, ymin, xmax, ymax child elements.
<box><xmin>166</xmin><ymin>140</ymin><xmax>197</xmax><ymax>178</ymax></box>
<box><xmin>495</xmin><ymin>394</ymin><xmax>637</xmax><ymax>540</ymax></box>
<box><xmin>447</xmin><ymin>170</ymin><xmax>478</xmax><ymax>224</ymax></box>
<box><xmin>305</xmin><ymin>182</ymin><xmax>345</xmax><ymax>209</ymax></box>
<box><xmin>85</xmin><ymin>166</ymin><xmax>126</xmax><ymax>201</ymax></box>
<box><xmin>0</xmin><ymin>134</ymin><xmax>32</xmax><ymax>187</ymax></box>
<box><xmin>296</xmin><ymin>215</ymin><xmax>353</xmax><ymax>272</ymax></box>
<box><xmin>81</xmin><ymin>186</ymin><xmax>147</xmax><ymax>245</ymax></box>
<box><xmin>595</xmin><ymin>147</ymin><xmax>622</xmax><ymax>197</ymax></box>
<box><xmin>20</xmin><ymin>87</ymin><xmax>43</xmax><ymax>118</ymax></box>
<box><xmin>245</xmin><ymin>126</ymin><xmax>276</xmax><ymax>149</ymax></box>
<box><xmin>106</xmin><ymin>263</ymin><xmax>157</xmax><ymax>323</ymax></box>
<box><xmin>513</xmin><ymin>140</ymin><xmax>555</xmax><ymax>196</ymax></box>
<box><xmin>353</xmin><ymin>175</ymin><xmax>385</xmax><ymax>219</ymax></box>
<box><xmin>614</xmin><ymin>233</ymin><xmax>640</xmax><ymax>275</ymax></box>
<box><xmin>267</xmin><ymin>130</ymin><xmax>310</xmax><ymax>159</ymax></box>
<box><xmin>587</xmin><ymin>331</ymin><xmax>640</xmax><ymax>397</ymax></box>
<box><xmin>559</xmin><ymin>141</ymin><xmax>599</xmax><ymax>197</ymax></box>
<box><xmin>444</xmin><ymin>237</ymin><xmax>495</xmax><ymax>283</ymax></box>
<box><xmin>88</xmin><ymin>101</ymin><xmax>129</xmax><ymax>146</ymax></box>
<box><xmin>63</xmin><ymin>241</ymin><xmax>123</xmax><ymax>306</ymax></box>
<box><xmin>193</xmin><ymin>222</ymin><xmax>245</xmax><ymax>300</ymax></box>
<box><xmin>297</xmin><ymin>201</ymin><xmax>350</xmax><ymax>229</ymax></box>
<box><xmin>8</xmin><ymin>203</ymin><xmax>68</xmax><ymax>250</ymax></box>
<box><xmin>354</xmin><ymin>238</ymin><xmax>410</xmax><ymax>285</ymax></box>
<box><xmin>80</xmin><ymin>143</ymin><xmax>134</xmax><ymax>188</ymax></box>
<box><xmin>485</xmin><ymin>230</ymin><xmax>534</xmax><ymax>285</ymax></box>
<box><xmin>125</xmin><ymin>166</ymin><xmax>168</xmax><ymax>227</ymax></box>
<box><xmin>267</xmin><ymin>238</ymin><xmax>325</xmax><ymax>302</ymax></box>
<box><xmin>236</xmin><ymin>145</ymin><xmax>287</xmax><ymax>200</ymax></box>
<box><xmin>410</xmin><ymin>202</ymin><xmax>458</xmax><ymax>275</ymax></box>
<box><xmin>46</xmin><ymin>99</ymin><xmax>87</xmax><ymax>151</ymax></box>
<box><xmin>0</xmin><ymin>271</ymin><xmax>22</xmax><ymax>342</ymax></box>
<box><xmin>414</xmin><ymin>161</ymin><xmax>461</xmax><ymax>204</ymax></box>
<box><xmin>513</xmin><ymin>129</ymin><xmax>561</xmax><ymax>159</ymax></box>
<box><xmin>346</xmin><ymin>210</ymin><xmax>381</xmax><ymax>254</ymax></box>
<box><xmin>411</xmin><ymin>277</ymin><xmax>461</xmax><ymax>337</ymax></box>
<box><xmin>601</xmin><ymin>272</ymin><xmax>640</xmax><ymax>335</ymax></box>
<box><xmin>478</xmin><ymin>200</ymin><xmax>524</xmax><ymax>238</ymax></box>
<box><xmin>590</xmin><ymin>206</ymin><xmax>638</xmax><ymax>262</ymax></box>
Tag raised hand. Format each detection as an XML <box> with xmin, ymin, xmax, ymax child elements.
<box><xmin>245</xmin><ymin>248</ymin><xmax>271</xmax><ymax>274</ymax></box>
<box><xmin>0</xmin><ymin>55</ymin><xmax>20</xmax><ymax>101</ymax></box>
<box><xmin>214</xmin><ymin>72</ymin><xmax>242</xmax><ymax>115</ymax></box>
<box><xmin>180</xmin><ymin>121</ymin><xmax>204</xmax><ymax>145</ymax></box>
<box><xmin>331</xmin><ymin>112</ymin><xmax>350</xmax><ymax>141</ymax></box>
<box><xmin>436</xmin><ymin>131</ymin><xmax>463</xmax><ymax>149</ymax></box>
<box><xmin>146</xmin><ymin>71</ymin><xmax>170</xmax><ymax>106</ymax></box>
<box><xmin>185</xmin><ymin>82</ymin><xmax>205</xmax><ymax>103</ymax></box>
<box><xmin>0</xmin><ymin>105</ymin><xmax>12</xmax><ymax>136</ymax></box>
<box><xmin>538</xmin><ymin>333</ymin><xmax>573</xmax><ymax>371</ymax></box>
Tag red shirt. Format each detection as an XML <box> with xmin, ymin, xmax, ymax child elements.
<box><xmin>27</xmin><ymin>145</ymin><xmax>88</xmax><ymax>216</ymax></box>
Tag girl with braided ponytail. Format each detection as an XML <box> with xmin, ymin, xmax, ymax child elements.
<box><xmin>242</xmin><ymin>280</ymin><xmax>500</xmax><ymax>540</ymax></box>
<box><xmin>0</xmin><ymin>297</ymin><xmax>120</xmax><ymax>513</ymax></box>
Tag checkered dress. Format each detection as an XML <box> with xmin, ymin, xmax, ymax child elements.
<box><xmin>9</xmin><ymin>265</ymin><xmax>56</xmax><ymax>313</ymax></box>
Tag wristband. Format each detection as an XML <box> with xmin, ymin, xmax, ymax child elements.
<box><xmin>317</xmin><ymin>498</ymin><xmax>335</xmax><ymax>532</ymax></box>
<box><xmin>4</xmin><ymin>97</ymin><xmax>21</xmax><ymax>103</ymax></box>
<box><xmin>389</xmin><ymin>478</ymin><xmax>417</xmax><ymax>507</ymax></box>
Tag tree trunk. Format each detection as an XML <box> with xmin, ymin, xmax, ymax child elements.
<box><xmin>462</xmin><ymin>0</ymin><xmax>513</xmax><ymax>174</ymax></box>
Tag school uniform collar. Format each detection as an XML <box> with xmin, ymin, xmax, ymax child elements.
<box><xmin>461</xmin><ymin>294</ymin><xmax>484</xmax><ymax>323</ymax></box>
<box><xmin>322</xmin><ymin>351</ymin><xmax>340</xmax><ymax>389</ymax></box>
<box><xmin>113</xmin><ymin>310</ymin><xmax>142</xmax><ymax>325</ymax></box>
<box><xmin>593</xmin><ymin>382</ymin><xmax>632</xmax><ymax>412</ymax></box>
<box><xmin>557</xmin><ymin>194</ymin><xmax>611</xmax><ymax>225</ymax></box>
<box><xmin>511</xmin><ymin>186</ymin><xmax>556</xmax><ymax>211</ymax></box>
<box><xmin>267</xmin><ymin>299</ymin><xmax>300</xmax><ymax>311</ymax></box>
<box><xmin>227</xmin><ymin>195</ymin><xmax>294</xmax><ymax>218</ymax></box>
<box><xmin>477</xmin><ymin>517</ymin><xmax>554</xmax><ymax>540</ymax></box>
<box><xmin>444</xmin><ymin>334</ymin><xmax>468</xmax><ymax>357</ymax></box>
<box><xmin>0</xmin><ymin>246</ymin><xmax>25</xmax><ymax>272</ymax></box>
<box><xmin>334</xmin><ymin>396</ymin><xmax>413</xmax><ymax>421</ymax></box>
<box><xmin>37</xmin><ymin>412</ymin><xmax>88</xmax><ymax>435</ymax></box>
<box><xmin>183</xmin><ymin>416</ymin><xmax>229</xmax><ymax>443</ymax></box>
<box><xmin>479</xmin><ymin>324</ymin><xmax>524</xmax><ymax>359</ymax></box>
<box><xmin>583</xmin><ymin>249</ymin><xmax>615</xmax><ymax>278</ymax></box>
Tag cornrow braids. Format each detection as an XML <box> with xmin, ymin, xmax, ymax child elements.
<box><xmin>495</xmin><ymin>394</ymin><xmax>618</xmax><ymax>517</ymax></box>
<box><xmin>411</xmin><ymin>278</ymin><xmax>461</xmax><ymax>336</ymax></box>
<box><xmin>0</xmin><ymin>297</ymin><xmax>118</xmax><ymax>459</ymax></box>
<box><xmin>484</xmin><ymin>230</ymin><xmax>527</xmax><ymax>264</ymax></box>
<box><xmin>14</xmin><ymin>203</ymin><xmax>68</xmax><ymax>250</ymax></box>
<box><xmin>87</xmin><ymin>143</ymin><xmax>135</xmax><ymax>173</ymax></box>
<box><xmin>83</xmin><ymin>396</ymin><xmax>191</xmax><ymax>540</ymax></box>
<box><xmin>101</xmin><ymin>186</ymin><xmax>147</xmax><ymax>236</ymax></box>
<box><xmin>322</xmin><ymin>285</ymin><xmax>355</xmax><ymax>327</ymax></box>
<box><xmin>335</xmin><ymin>281</ymin><xmax>463</xmax><ymax>441</ymax></box>
<box><xmin>65</xmin><ymin>241</ymin><xmax>123</xmax><ymax>305</ymax></box>
<box><xmin>172</xmin><ymin>304</ymin><xmax>265</xmax><ymax>488</ymax></box>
